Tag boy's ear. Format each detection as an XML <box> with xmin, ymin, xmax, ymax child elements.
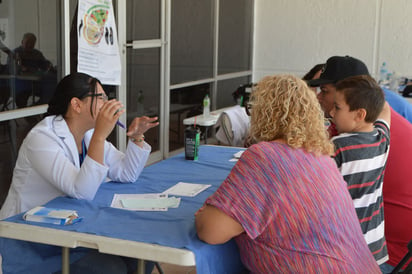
<box><xmin>355</xmin><ymin>108</ymin><xmax>367</xmax><ymax>121</ymax></box>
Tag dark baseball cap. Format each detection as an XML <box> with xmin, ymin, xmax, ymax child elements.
<box><xmin>308</xmin><ymin>56</ymin><xmax>369</xmax><ymax>87</ymax></box>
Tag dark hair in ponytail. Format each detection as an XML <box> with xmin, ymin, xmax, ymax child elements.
<box><xmin>47</xmin><ymin>72</ymin><xmax>101</xmax><ymax>117</ymax></box>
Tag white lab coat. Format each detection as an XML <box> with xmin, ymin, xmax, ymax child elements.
<box><xmin>0</xmin><ymin>115</ymin><xmax>151</xmax><ymax>219</ymax></box>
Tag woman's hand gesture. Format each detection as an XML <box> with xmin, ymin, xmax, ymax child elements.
<box><xmin>127</xmin><ymin>116</ymin><xmax>159</xmax><ymax>140</ymax></box>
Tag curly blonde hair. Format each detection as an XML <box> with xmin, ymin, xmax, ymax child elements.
<box><xmin>250</xmin><ymin>74</ymin><xmax>334</xmax><ymax>155</ymax></box>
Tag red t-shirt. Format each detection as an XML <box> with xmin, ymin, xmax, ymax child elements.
<box><xmin>327</xmin><ymin>121</ymin><xmax>338</xmax><ymax>137</ymax></box>
<box><xmin>383</xmin><ymin>108</ymin><xmax>412</xmax><ymax>267</ymax></box>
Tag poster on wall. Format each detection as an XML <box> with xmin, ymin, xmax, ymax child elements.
<box><xmin>77</xmin><ymin>0</ymin><xmax>121</xmax><ymax>85</ymax></box>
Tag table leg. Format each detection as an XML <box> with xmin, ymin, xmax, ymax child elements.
<box><xmin>177</xmin><ymin>112</ymin><xmax>181</xmax><ymax>142</ymax></box>
<box><xmin>61</xmin><ymin>247</ymin><xmax>70</xmax><ymax>274</ymax></box>
<box><xmin>137</xmin><ymin>259</ymin><xmax>145</xmax><ymax>274</ymax></box>
<box><xmin>204</xmin><ymin>127</ymin><xmax>208</xmax><ymax>144</ymax></box>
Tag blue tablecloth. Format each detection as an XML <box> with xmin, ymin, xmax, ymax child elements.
<box><xmin>0</xmin><ymin>145</ymin><xmax>246</xmax><ymax>274</ymax></box>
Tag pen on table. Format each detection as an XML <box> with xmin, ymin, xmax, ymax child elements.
<box><xmin>116</xmin><ymin>120</ymin><xmax>126</xmax><ymax>130</ymax></box>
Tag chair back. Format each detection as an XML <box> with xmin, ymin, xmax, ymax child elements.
<box><xmin>215</xmin><ymin>105</ymin><xmax>250</xmax><ymax>147</ymax></box>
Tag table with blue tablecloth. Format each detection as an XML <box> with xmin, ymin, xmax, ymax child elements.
<box><xmin>0</xmin><ymin>145</ymin><xmax>246</xmax><ymax>274</ymax></box>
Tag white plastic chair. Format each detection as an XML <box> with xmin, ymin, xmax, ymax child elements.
<box><xmin>215</xmin><ymin>105</ymin><xmax>250</xmax><ymax>147</ymax></box>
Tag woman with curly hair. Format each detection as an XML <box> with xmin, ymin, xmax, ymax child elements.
<box><xmin>195</xmin><ymin>74</ymin><xmax>380</xmax><ymax>273</ymax></box>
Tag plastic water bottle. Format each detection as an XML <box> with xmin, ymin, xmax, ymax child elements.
<box><xmin>203</xmin><ymin>94</ymin><xmax>210</xmax><ymax>118</ymax></box>
<box><xmin>389</xmin><ymin>71</ymin><xmax>399</xmax><ymax>92</ymax></box>
<box><xmin>379</xmin><ymin>62</ymin><xmax>388</xmax><ymax>84</ymax></box>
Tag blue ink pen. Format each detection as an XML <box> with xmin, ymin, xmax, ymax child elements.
<box><xmin>114</xmin><ymin>107</ymin><xmax>126</xmax><ymax>130</ymax></box>
<box><xmin>116</xmin><ymin>120</ymin><xmax>126</xmax><ymax>130</ymax></box>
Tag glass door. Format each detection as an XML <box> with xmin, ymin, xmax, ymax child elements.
<box><xmin>121</xmin><ymin>0</ymin><xmax>164</xmax><ymax>163</ymax></box>
<box><xmin>0</xmin><ymin>0</ymin><xmax>65</xmax><ymax>207</ymax></box>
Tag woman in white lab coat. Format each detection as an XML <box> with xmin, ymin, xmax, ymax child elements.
<box><xmin>0</xmin><ymin>72</ymin><xmax>159</xmax><ymax>219</ymax></box>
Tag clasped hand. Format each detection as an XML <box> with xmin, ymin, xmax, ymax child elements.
<box><xmin>94</xmin><ymin>99</ymin><xmax>125</xmax><ymax>140</ymax></box>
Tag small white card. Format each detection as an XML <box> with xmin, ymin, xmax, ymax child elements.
<box><xmin>163</xmin><ymin>182</ymin><xmax>211</xmax><ymax>197</ymax></box>
<box><xmin>229</xmin><ymin>150</ymin><xmax>245</xmax><ymax>161</ymax></box>
<box><xmin>233</xmin><ymin>150</ymin><xmax>244</xmax><ymax>159</ymax></box>
<box><xmin>111</xmin><ymin>193</ymin><xmax>181</xmax><ymax>211</ymax></box>
<box><xmin>120</xmin><ymin>196</ymin><xmax>181</xmax><ymax>211</ymax></box>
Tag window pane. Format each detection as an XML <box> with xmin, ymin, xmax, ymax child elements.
<box><xmin>0</xmin><ymin>116</ymin><xmax>41</xmax><ymax>206</ymax></box>
<box><xmin>218</xmin><ymin>0</ymin><xmax>253</xmax><ymax>74</ymax></box>
<box><xmin>170</xmin><ymin>0</ymin><xmax>214</xmax><ymax>85</ymax></box>
<box><xmin>0</xmin><ymin>0</ymin><xmax>61</xmax><ymax>207</ymax></box>
<box><xmin>0</xmin><ymin>0</ymin><xmax>59</xmax><ymax>112</ymax></box>
<box><xmin>126</xmin><ymin>0</ymin><xmax>161</xmax><ymax>40</ymax></box>
<box><xmin>169</xmin><ymin>83</ymin><xmax>210</xmax><ymax>151</ymax></box>
<box><xmin>216</xmin><ymin>76</ymin><xmax>251</xmax><ymax>109</ymax></box>
<box><xmin>126</xmin><ymin>48</ymin><xmax>160</xmax><ymax>151</ymax></box>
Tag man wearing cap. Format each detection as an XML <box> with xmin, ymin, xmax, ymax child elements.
<box><xmin>309</xmin><ymin>56</ymin><xmax>412</xmax><ymax>124</ymax></box>
<box><xmin>308</xmin><ymin>56</ymin><xmax>368</xmax><ymax>109</ymax></box>
<box><xmin>309</xmin><ymin>56</ymin><xmax>370</xmax><ymax>136</ymax></box>
<box><xmin>309</xmin><ymin>55</ymin><xmax>412</xmax><ymax>272</ymax></box>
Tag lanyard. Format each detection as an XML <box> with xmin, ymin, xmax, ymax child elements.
<box><xmin>79</xmin><ymin>139</ymin><xmax>87</xmax><ymax>166</ymax></box>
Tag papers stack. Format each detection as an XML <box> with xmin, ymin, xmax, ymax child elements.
<box><xmin>163</xmin><ymin>182</ymin><xmax>211</xmax><ymax>197</ymax></box>
<box><xmin>233</xmin><ymin>150</ymin><xmax>244</xmax><ymax>159</ymax></box>
<box><xmin>23</xmin><ymin>206</ymin><xmax>82</xmax><ymax>225</ymax></box>
<box><xmin>111</xmin><ymin>193</ymin><xmax>181</xmax><ymax>211</ymax></box>
<box><xmin>229</xmin><ymin>150</ymin><xmax>245</xmax><ymax>162</ymax></box>
<box><xmin>111</xmin><ymin>182</ymin><xmax>211</xmax><ymax>211</ymax></box>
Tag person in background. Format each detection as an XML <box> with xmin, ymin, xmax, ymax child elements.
<box><xmin>0</xmin><ymin>41</ymin><xmax>10</xmax><ymax>110</ymax></box>
<box><xmin>382</xmin><ymin>84</ymin><xmax>412</xmax><ymax>123</ymax></box>
<box><xmin>195</xmin><ymin>74</ymin><xmax>380</xmax><ymax>273</ymax></box>
<box><xmin>302</xmin><ymin>63</ymin><xmax>324</xmax><ymax>93</ymax></box>
<box><xmin>7</xmin><ymin>32</ymin><xmax>57</xmax><ymax>107</ymax></box>
<box><xmin>309</xmin><ymin>55</ymin><xmax>412</xmax><ymax>273</ymax></box>
<box><xmin>9</xmin><ymin>33</ymin><xmax>52</xmax><ymax>73</ymax></box>
<box><xmin>308</xmin><ymin>56</ymin><xmax>371</xmax><ymax>137</ymax></box>
<box><xmin>308</xmin><ymin>55</ymin><xmax>412</xmax><ymax>131</ymax></box>
<box><xmin>329</xmin><ymin>75</ymin><xmax>390</xmax><ymax>268</ymax></box>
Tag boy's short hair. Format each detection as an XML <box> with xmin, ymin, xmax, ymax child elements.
<box><xmin>335</xmin><ymin>75</ymin><xmax>385</xmax><ymax>123</ymax></box>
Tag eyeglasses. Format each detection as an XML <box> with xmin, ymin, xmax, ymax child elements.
<box><xmin>245</xmin><ymin>102</ymin><xmax>253</xmax><ymax>116</ymax></box>
<box><xmin>83</xmin><ymin>93</ymin><xmax>108</xmax><ymax>102</ymax></box>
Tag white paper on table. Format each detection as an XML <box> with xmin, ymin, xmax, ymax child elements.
<box><xmin>121</xmin><ymin>196</ymin><xmax>181</xmax><ymax>210</ymax></box>
<box><xmin>233</xmin><ymin>150</ymin><xmax>244</xmax><ymax>159</ymax></box>
<box><xmin>111</xmin><ymin>193</ymin><xmax>180</xmax><ymax>211</ymax></box>
<box><xmin>163</xmin><ymin>182</ymin><xmax>211</xmax><ymax>197</ymax></box>
<box><xmin>229</xmin><ymin>150</ymin><xmax>245</xmax><ymax>161</ymax></box>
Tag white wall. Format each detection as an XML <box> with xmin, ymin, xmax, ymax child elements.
<box><xmin>253</xmin><ymin>0</ymin><xmax>412</xmax><ymax>82</ymax></box>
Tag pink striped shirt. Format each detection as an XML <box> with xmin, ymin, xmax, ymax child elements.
<box><xmin>206</xmin><ymin>141</ymin><xmax>380</xmax><ymax>273</ymax></box>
